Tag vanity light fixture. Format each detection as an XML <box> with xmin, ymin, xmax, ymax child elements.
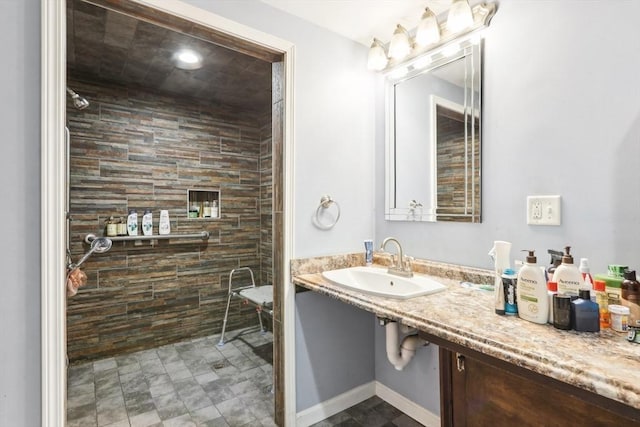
<box><xmin>388</xmin><ymin>25</ymin><xmax>411</xmax><ymax>60</ymax></box>
<box><xmin>366</xmin><ymin>2</ymin><xmax>496</xmax><ymax>72</ymax></box>
<box><xmin>447</xmin><ymin>0</ymin><xmax>474</xmax><ymax>33</ymax></box>
<box><xmin>172</xmin><ymin>48</ymin><xmax>203</xmax><ymax>70</ymax></box>
<box><xmin>367</xmin><ymin>38</ymin><xmax>388</xmax><ymax>71</ymax></box>
<box><xmin>415</xmin><ymin>8</ymin><xmax>440</xmax><ymax>47</ymax></box>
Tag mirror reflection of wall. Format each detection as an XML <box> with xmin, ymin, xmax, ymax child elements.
<box><xmin>385</xmin><ymin>42</ymin><xmax>482</xmax><ymax>223</ymax></box>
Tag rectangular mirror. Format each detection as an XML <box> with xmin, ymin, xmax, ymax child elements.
<box><xmin>385</xmin><ymin>41</ymin><xmax>482</xmax><ymax>222</ymax></box>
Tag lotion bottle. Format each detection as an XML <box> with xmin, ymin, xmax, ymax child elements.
<box><xmin>516</xmin><ymin>250</ymin><xmax>549</xmax><ymax>324</ymax></box>
<box><xmin>552</xmin><ymin>246</ymin><xmax>582</xmax><ymax>297</ymax></box>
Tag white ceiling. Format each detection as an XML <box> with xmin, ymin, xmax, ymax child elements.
<box><xmin>260</xmin><ymin>0</ymin><xmax>452</xmax><ymax>47</ymax></box>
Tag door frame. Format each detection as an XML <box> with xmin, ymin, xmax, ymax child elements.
<box><xmin>41</xmin><ymin>1</ymin><xmax>296</xmax><ymax>425</ymax></box>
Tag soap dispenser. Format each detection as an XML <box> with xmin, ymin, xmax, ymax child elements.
<box><xmin>516</xmin><ymin>250</ymin><xmax>549</xmax><ymax>324</ymax></box>
<box><xmin>552</xmin><ymin>246</ymin><xmax>582</xmax><ymax>296</ymax></box>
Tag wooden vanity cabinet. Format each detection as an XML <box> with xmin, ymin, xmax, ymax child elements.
<box><xmin>418</xmin><ymin>332</ymin><xmax>640</xmax><ymax>427</ymax></box>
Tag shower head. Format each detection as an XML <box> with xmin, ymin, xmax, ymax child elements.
<box><xmin>68</xmin><ymin>237</ymin><xmax>112</xmax><ymax>270</ymax></box>
<box><xmin>91</xmin><ymin>237</ymin><xmax>113</xmax><ymax>254</ymax></box>
<box><xmin>66</xmin><ymin>87</ymin><xmax>90</xmax><ymax>110</ymax></box>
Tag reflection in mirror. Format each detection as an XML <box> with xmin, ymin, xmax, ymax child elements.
<box><xmin>385</xmin><ymin>41</ymin><xmax>481</xmax><ymax>222</ymax></box>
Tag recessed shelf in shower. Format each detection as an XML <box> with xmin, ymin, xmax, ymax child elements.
<box><xmin>187</xmin><ymin>189</ymin><xmax>220</xmax><ymax>219</ymax></box>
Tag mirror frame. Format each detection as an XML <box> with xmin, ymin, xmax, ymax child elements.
<box><xmin>383</xmin><ymin>3</ymin><xmax>496</xmax><ymax>223</ymax></box>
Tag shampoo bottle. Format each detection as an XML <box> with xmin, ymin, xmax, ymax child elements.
<box><xmin>142</xmin><ymin>209</ymin><xmax>153</xmax><ymax>236</ymax></box>
<box><xmin>159</xmin><ymin>209</ymin><xmax>171</xmax><ymax>235</ymax></box>
<box><xmin>127</xmin><ymin>210</ymin><xmax>138</xmax><ymax>236</ymax></box>
<box><xmin>516</xmin><ymin>250</ymin><xmax>549</xmax><ymax>324</ymax></box>
<box><xmin>552</xmin><ymin>246</ymin><xmax>582</xmax><ymax>297</ymax></box>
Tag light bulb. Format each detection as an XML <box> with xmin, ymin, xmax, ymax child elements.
<box><xmin>447</xmin><ymin>0</ymin><xmax>474</xmax><ymax>33</ymax></box>
<box><xmin>367</xmin><ymin>39</ymin><xmax>388</xmax><ymax>71</ymax></box>
<box><xmin>415</xmin><ymin>8</ymin><xmax>440</xmax><ymax>47</ymax></box>
<box><xmin>388</xmin><ymin>25</ymin><xmax>411</xmax><ymax>60</ymax></box>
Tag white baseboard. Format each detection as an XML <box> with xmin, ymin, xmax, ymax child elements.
<box><xmin>295</xmin><ymin>381</ymin><xmax>440</xmax><ymax>427</ymax></box>
<box><xmin>295</xmin><ymin>381</ymin><xmax>376</xmax><ymax>427</ymax></box>
<box><xmin>375</xmin><ymin>381</ymin><xmax>440</xmax><ymax>427</ymax></box>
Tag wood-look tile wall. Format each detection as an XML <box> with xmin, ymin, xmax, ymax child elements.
<box><xmin>66</xmin><ymin>77</ymin><xmax>272</xmax><ymax>362</ymax></box>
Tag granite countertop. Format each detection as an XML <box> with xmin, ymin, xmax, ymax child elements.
<box><xmin>290</xmin><ymin>253</ymin><xmax>640</xmax><ymax>411</ymax></box>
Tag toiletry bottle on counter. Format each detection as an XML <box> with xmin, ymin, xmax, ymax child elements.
<box><xmin>547</xmin><ymin>249</ymin><xmax>563</xmax><ymax>281</ymax></box>
<box><xmin>553</xmin><ymin>294</ymin><xmax>572</xmax><ymax>330</ymax></box>
<box><xmin>142</xmin><ymin>209</ymin><xmax>153</xmax><ymax>236</ymax></box>
<box><xmin>594</xmin><ymin>279</ymin><xmax>610</xmax><ymax>329</ymax></box>
<box><xmin>571</xmin><ymin>289</ymin><xmax>600</xmax><ymax>332</ymax></box>
<box><xmin>159</xmin><ymin>209</ymin><xmax>171</xmax><ymax>235</ymax></box>
<box><xmin>127</xmin><ymin>210</ymin><xmax>138</xmax><ymax>236</ymax></box>
<box><xmin>579</xmin><ymin>258</ymin><xmax>594</xmax><ymax>293</ymax></box>
<box><xmin>516</xmin><ymin>250</ymin><xmax>549</xmax><ymax>324</ymax></box>
<box><xmin>621</xmin><ymin>270</ymin><xmax>640</xmax><ymax>328</ymax></box>
<box><xmin>489</xmin><ymin>241</ymin><xmax>512</xmax><ymax>315</ymax></box>
<box><xmin>552</xmin><ymin>246</ymin><xmax>581</xmax><ymax>296</ymax></box>
<box><xmin>547</xmin><ymin>281</ymin><xmax>558</xmax><ymax>324</ymax></box>
<box><xmin>502</xmin><ymin>268</ymin><xmax>518</xmax><ymax>316</ymax></box>
<box><xmin>364</xmin><ymin>239</ymin><xmax>373</xmax><ymax>266</ymax></box>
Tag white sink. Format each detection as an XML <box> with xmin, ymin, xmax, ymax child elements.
<box><xmin>321</xmin><ymin>266</ymin><xmax>446</xmax><ymax>299</ymax></box>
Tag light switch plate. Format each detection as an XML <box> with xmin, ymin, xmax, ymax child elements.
<box><xmin>527</xmin><ymin>195</ymin><xmax>561</xmax><ymax>225</ymax></box>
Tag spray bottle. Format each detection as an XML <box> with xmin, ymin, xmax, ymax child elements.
<box><xmin>489</xmin><ymin>241</ymin><xmax>512</xmax><ymax>315</ymax></box>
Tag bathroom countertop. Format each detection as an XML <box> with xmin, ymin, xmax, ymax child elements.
<box><xmin>290</xmin><ymin>254</ymin><xmax>640</xmax><ymax>412</ymax></box>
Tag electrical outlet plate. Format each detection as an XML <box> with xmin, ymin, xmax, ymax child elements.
<box><xmin>527</xmin><ymin>195</ymin><xmax>561</xmax><ymax>225</ymax></box>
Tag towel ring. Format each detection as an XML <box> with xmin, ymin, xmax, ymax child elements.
<box><xmin>313</xmin><ymin>195</ymin><xmax>340</xmax><ymax>230</ymax></box>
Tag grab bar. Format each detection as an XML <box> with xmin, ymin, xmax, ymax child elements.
<box><xmin>84</xmin><ymin>231</ymin><xmax>210</xmax><ymax>244</ymax></box>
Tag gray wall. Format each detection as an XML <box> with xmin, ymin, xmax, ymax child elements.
<box><xmin>0</xmin><ymin>0</ymin><xmax>41</xmax><ymax>425</ymax></box>
<box><xmin>376</xmin><ymin>0</ymin><xmax>640</xmax><ymax>274</ymax></box>
<box><xmin>374</xmin><ymin>0</ymin><xmax>640</xmax><ymax>409</ymax></box>
<box><xmin>374</xmin><ymin>324</ymin><xmax>440</xmax><ymax>415</ymax></box>
<box><xmin>295</xmin><ymin>292</ymin><xmax>374</xmax><ymax>411</ymax></box>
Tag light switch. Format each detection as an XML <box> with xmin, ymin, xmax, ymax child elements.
<box><xmin>527</xmin><ymin>195</ymin><xmax>561</xmax><ymax>226</ymax></box>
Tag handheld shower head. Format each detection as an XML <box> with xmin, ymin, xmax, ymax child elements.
<box><xmin>66</xmin><ymin>87</ymin><xmax>90</xmax><ymax>110</ymax></box>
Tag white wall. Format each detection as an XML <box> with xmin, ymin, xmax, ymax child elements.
<box><xmin>0</xmin><ymin>0</ymin><xmax>41</xmax><ymax>425</ymax></box>
<box><xmin>376</xmin><ymin>0</ymin><xmax>640</xmax><ymax>275</ymax></box>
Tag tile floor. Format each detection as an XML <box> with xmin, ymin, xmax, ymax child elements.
<box><xmin>67</xmin><ymin>326</ymin><xmax>424</xmax><ymax>427</ymax></box>
<box><xmin>309</xmin><ymin>396</ymin><xmax>425</xmax><ymax>427</ymax></box>
<box><xmin>67</xmin><ymin>327</ymin><xmax>275</xmax><ymax>427</ymax></box>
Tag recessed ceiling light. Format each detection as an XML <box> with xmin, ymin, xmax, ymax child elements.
<box><xmin>173</xmin><ymin>49</ymin><xmax>203</xmax><ymax>70</ymax></box>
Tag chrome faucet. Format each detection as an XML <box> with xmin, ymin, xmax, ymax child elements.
<box><xmin>380</xmin><ymin>237</ymin><xmax>413</xmax><ymax>278</ymax></box>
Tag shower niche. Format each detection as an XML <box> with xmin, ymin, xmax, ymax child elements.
<box><xmin>187</xmin><ymin>189</ymin><xmax>220</xmax><ymax>219</ymax></box>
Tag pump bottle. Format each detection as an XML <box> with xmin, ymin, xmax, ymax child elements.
<box><xmin>552</xmin><ymin>246</ymin><xmax>582</xmax><ymax>297</ymax></box>
<box><xmin>516</xmin><ymin>250</ymin><xmax>549</xmax><ymax>324</ymax></box>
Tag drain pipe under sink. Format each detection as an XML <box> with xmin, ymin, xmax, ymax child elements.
<box><xmin>381</xmin><ymin>319</ymin><xmax>429</xmax><ymax>371</ymax></box>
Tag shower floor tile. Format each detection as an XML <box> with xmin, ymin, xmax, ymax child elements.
<box><xmin>67</xmin><ymin>327</ymin><xmax>274</xmax><ymax>427</ymax></box>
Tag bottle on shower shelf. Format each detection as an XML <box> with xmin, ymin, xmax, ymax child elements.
<box><xmin>142</xmin><ymin>209</ymin><xmax>153</xmax><ymax>236</ymax></box>
<box><xmin>127</xmin><ymin>210</ymin><xmax>138</xmax><ymax>236</ymax></box>
<box><xmin>159</xmin><ymin>209</ymin><xmax>171</xmax><ymax>235</ymax></box>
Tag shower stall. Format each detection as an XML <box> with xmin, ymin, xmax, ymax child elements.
<box><xmin>65</xmin><ymin>78</ymin><xmax>274</xmax><ymax>362</ymax></box>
